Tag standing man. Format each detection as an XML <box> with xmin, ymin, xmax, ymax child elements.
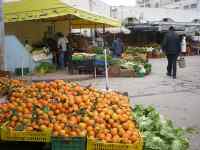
<box><xmin>162</xmin><ymin>26</ymin><xmax>181</xmax><ymax>79</ymax></box>
<box><xmin>57</xmin><ymin>33</ymin><xmax>68</xmax><ymax>69</ymax></box>
<box><xmin>112</xmin><ymin>37</ymin><xmax>124</xmax><ymax>58</ymax></box>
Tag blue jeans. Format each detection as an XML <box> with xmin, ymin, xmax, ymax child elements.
<box><xmin>59</xmin><ymin>51</ymin><xmax>65</xmax><ymax>69</ymax></box>
<box><xmin>113</xmin><ymin>53</ymin><xmax>121</xmax><ymax>58</ymax></box>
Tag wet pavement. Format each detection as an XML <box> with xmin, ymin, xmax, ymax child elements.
<box><xmin>79</xmin><ymin>56</ymin><xmax>200</xmax><ymax>150</ymax></box>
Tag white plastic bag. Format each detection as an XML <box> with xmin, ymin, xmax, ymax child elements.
<box><xmin>178</xmin><ymin>56</ymin><xmax>186</xmax><ymax>68</ymax></box>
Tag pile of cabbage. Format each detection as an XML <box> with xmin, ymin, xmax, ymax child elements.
<box><xmin>111</xmin><ymin>58</ymin><xmax>152</xmax><ymax>77</ymax></box>
<box><xmin>132</xmin><ymin>105</ymin><xmax>189</xmax><ymax>150</ymax></box>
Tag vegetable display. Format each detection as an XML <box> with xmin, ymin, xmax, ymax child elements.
<box><xmin>126</xmin><ymin>47</ymin><xmax>148</xmax><ymax>54</ymax></box>
<box><xmin>0</xmin><ymin>79</ymin><xmax>140</xmax><ymax>144</ymax></box>
<box><xmin>35</xmin><ymin>62</ymin><xmax>56</xmax><ymax>75</ymax></box>
<box><xmin>110</xmin><ymin>58</ymin><xmax>151</xmax><ymax>77</ymax></box>
<box><xmin>132</xmin><ymin>105</ymin><xmax>189</xmax><ymax>150</ymax></box>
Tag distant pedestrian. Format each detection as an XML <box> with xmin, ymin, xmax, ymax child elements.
<box><xmin>181</xmin><ymin>35</ymin><xmax>187</xmax><ymax>56</ymax></box>
<box><xmin>112</xmin><ymin>37</ymin><xmax>124</xmax><ymax>58</ymax></box>
<box><xmin>162</xmin><ymin>26</ymin><xmax>181</xmax><ymax>79</ymax></box>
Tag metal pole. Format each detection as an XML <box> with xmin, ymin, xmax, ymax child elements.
<box><xmin>0</xmin><ymin>0</ymin><xmax>5</xmax><ymax>70</ymax></box>
<box><xmin>104</xmin><ymin>49</ymin><xmax>109</xmax><ymax>90</ymax></box>
<box><xmin>103</xmin><ymin>24</ymin><xmax>105</xmax><ymax>48</ymax></box>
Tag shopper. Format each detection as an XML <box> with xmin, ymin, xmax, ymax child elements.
<box><xmin>181</xmin><ymin>35</ymin><xmax>187</xmax><ymax>56</ymax></box>
<box><xmin>162</xmin><ymin>26</ymin><xmax>181</xmax><ymax>79</ymax></box>
<box><xmin>24</xmin><ymin>40</ymin><xmax>32</xmax><ymax>52</ymax></box>
<box><xmin>57</xmin><ymin>33</ymin><xmax>68</xmax><ymax>69</ymax></box>
<box><xmin>47</xmin><ymin>38</ymin><xmax>58</xmax><ymax>66</ymax></box>
<box><xmin>112</xmin><ymin>37</ymin><xmax>124</xmax><ymax>58</ymax></box>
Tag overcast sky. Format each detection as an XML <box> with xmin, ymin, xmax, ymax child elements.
<box><xmin>101</xmin><ymin>0</ymin><xmax>136</xmax><ymax>6</ymax></box>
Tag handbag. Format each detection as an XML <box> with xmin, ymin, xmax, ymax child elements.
<box><xmin>178</xmin><ymin>56</ymin><xmax>186</xmax><ymax>68</ymax></box>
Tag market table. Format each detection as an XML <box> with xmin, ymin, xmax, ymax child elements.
<box><xmin>71</xmin><ymin>53</ymin><xmax>96</xmax><ymax>75</ymax></box>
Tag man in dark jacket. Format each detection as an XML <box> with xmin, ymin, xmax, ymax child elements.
<box><xmin>162</xmin><ymin>26</ymin><xmax>181</xmax><ymax>79</ymax></box>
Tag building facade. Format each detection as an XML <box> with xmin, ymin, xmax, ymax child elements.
<box><xmin>163</xmin><ymin>0</ymin><xmax>200</xmax><ymax>10</ymax></box>
<box><xmin>111</xmin><ymin>6</ymin><xmax>200</xmax><ymax>23</ymax></box>
<box><xmin>61</xmin><ymin>0</ymin><xmax>111</xmax><ymax>17</ymax></box>
<box><xmin>136</xmin><ymin>0</ymin><xmax>200</xmax><ymax>10</ymax></box>
<box><xmin>136</xmin><ymin>0</ymin><xmax>162</xmax><ymax>8</ymax></box>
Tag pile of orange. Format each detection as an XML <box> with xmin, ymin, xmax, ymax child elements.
<box><xmin>0</xmin><ymin>79</ymin><xmax>139</xmax><ymax>144</ymax></box>
<box><xmin>0</xmin><ymin>78</ymin><xmax>25</xmax><ymax>97</ymax></box>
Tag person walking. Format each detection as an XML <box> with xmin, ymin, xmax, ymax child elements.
<box><xmin>181</xmin><ymin>35</ymin><xmax>187</xmax><ymax>56</ymax></box>
<box><xmin>162</xmin><ymin>26</ymin><xmax>181</xmax><ymax>79</ymax></box>
<box><xmin>112</xmin><ymin>37</ymin><xmax>124</xmax><ymax>58</ymax></box>
<box><xmin>57</xmin><ymin>33</ymin><xmax>68</xmax><ymax>69</ymax></box>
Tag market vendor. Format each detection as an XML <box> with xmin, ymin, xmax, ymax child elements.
<box><xmin>79</xmin><ymin>35</ymin><xmax>89</xmax><ymax>52</ymax></box>
<box><xmin>112</xmin><ymin>37</ymin><xmax>124</xmax><ymax>58</ymax></box>
<box><xmin>47</xmin><ymin>37</ymin><xmax>58</xmax><ymax>66</ymax></box>
<box><xmin>57</xmin><ymin>32</ymin><xmax>69</xmax><ymax>69</ymax></box>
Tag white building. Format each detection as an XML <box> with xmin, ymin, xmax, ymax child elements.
<box><xmin>61</xmin><ymin>0</ymin><xmax>111</xmax><ymax>17</ymax></box>
<box><xmin>163</xmin><ymin>0</ymin><xmax>200</xmax><ymax>10</ymax></box>
<box><xmin>136</xmin><ymin>0</ymin><xmax>200</xmax><ymax>10</ymax></box>
<box><xmin>136</xmin><ymin>0</ymin><xmax>164</xmax><ymax>8</ymax></box>
<box><xmin>111</xmin><ymin>6</ymin><xmax>200</xmax><ymax>23</ymax></box>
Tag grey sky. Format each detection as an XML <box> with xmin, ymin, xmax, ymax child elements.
<box><xmin>101</xmin><ymin>0</ymin><xmax>136</xmax><ymax>6</ymax></box>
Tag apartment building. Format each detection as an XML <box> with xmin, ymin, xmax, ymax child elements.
<box><xmin>163</xmin><ymin>0</ymin><xmax>200</xmax><ymax>10</ymax></box>
<box><xmin>136</xmin><ymin>0</ymin><xmax>200</xmax><ymax>10</ymax></box>
<box><xmin>136</xmin><ymin>0</ymin><xmax>168</xmax><ymax>8</ymax></box>
<box><xmin>111</xmin><ymin>6</ymin><xmax>200</xmax><ymax>23</ymax></box>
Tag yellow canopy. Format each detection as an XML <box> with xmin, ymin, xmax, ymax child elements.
<box><xmin>3</xmin><ymin>0</ymin><xmax>121</xmax><ymax>27</ymax></box>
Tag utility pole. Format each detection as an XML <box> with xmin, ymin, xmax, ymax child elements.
<box><xmin>0</xmin><ymin>0</ymin><xmax>5</xmax><ymax>70</ymax></box>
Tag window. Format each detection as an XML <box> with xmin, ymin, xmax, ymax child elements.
<box><xmin>184</xmin><ymin>5</ymin><xmax>189</xmax><ymax>9</ymax></box>
<box><xmin>145</xmin><ymin>4</ymin><xmax>151</xmax><ymax>7</ymax></box>
<box><xmin>128</xmin><ymin>17</ymin><xmax>134</xmax><ymax>22</ymax></box>
<box><xmin>191</xmin><ymin>3</ymin><xmax>197</xmax><ymax>8</ymax></box>
<box><xmin>155</xmin><ymin>3</ymin><xmax>159</xmax><ymax>8</ymax></box>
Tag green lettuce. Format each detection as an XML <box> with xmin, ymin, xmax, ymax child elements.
<box><xmin>132</xmin><ymin>105</ymin><xmax>189</xmax><ymax>150</ymax></box>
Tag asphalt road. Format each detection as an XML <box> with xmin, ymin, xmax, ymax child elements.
<box><xmin>79</xmin><ymin>56</ymin><xmax>200</xmax><ymax>150</ymax></box>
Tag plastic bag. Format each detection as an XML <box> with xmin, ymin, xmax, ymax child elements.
<box><xmin>178</xmin><ymin>56</ymin><xmax>186</xmax><ymax>68</ymax></box>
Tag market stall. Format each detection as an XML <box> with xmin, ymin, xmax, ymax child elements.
<box><xmin>2</xmin><ymin>0</ymin><xmax>121</xmax><ymax>75</ymax></box>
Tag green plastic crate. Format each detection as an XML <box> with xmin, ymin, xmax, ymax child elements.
<box><xmin>15</xmin><ymin>68</ymin><xmax>30</xmax><ymax>76</ymax></box>
<box><xmin>52</xmin><ymin>137</ymin><xmax>86</xmax><ymax>150</ymax></box>
<box><xmin>72</xmin><ymin>55</ymin><xmax>85</xmax><ymax>61</ymax></box>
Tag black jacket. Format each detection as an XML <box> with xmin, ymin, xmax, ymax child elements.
<box><xmin>162</xmin><ymin>31</ymin><xmax>181</xmax><ymax>54</ymax></box>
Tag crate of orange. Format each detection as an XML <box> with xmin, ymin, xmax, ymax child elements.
<box><xmin>0</xmin><ymin>126</ymin><xmax>51</xmax><ymax>142</ymax></box>
<box><xmin>87</xmin><ymin>131</ymin><xmax>143</xmax><ymax>150</ymax></box>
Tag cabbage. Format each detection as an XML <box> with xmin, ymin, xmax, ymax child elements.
<box><xmin>145</xmin><ymin>136</ymin><xmax>169</xmax><ymax>150</ymax></box>
<box><xmin>132</xmin><ymin>105</ymin><xmax>189</xmax><ymax>150</ymax></box>
<box><xmin>171</xmin><ymin>139</ymin><xmax>189</xmax><ymax>150</ymax></box>
<box><xmin>35</xmin><ymin>62</ymin><xmax>56</xmax><ymax>75</ymax></box>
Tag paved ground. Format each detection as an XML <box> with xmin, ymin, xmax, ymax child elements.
<box><xmin>79</xmin><ymin>56</ymin><xmax>200</xmax><ymax>150</ymax></box>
